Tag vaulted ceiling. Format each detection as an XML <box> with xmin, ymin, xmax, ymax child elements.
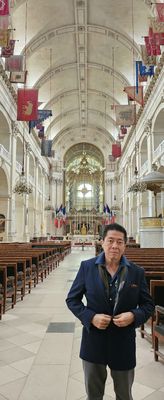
<box><xmin>11</xmin><ymin>0</ymin><xmax>153</xmax><ymax>159</ymax></box>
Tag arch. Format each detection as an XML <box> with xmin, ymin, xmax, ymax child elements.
<box><xmin>0</xmin><ymin>108</ymin><xmax>11</xmax><ymax>151</ymax></box>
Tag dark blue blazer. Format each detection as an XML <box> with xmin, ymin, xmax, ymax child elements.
<box><xmin>66</xmin><ymin>252</ymin><xmax>154</xmax><ymax>370</ymax></box>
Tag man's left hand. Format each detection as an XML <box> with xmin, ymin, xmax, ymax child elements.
<box><xmin>113</xmin><ymin>312</ymin><xmax>134</xmax><ymax>327</ymax></box>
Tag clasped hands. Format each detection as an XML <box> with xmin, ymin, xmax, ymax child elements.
<box><xmin>91</xmin><ymin>312</ymin><xmax>134</xmax><ymax>330</ymax></box>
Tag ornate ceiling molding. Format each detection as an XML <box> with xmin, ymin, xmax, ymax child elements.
<box><xmin>34</xmin><ymin>61</ymin><xmax>130</xmax><ymax>89</ymax></box>
<box><xmin>44</xmin><ymin>88</ymin><xmax>120</xmax><ymax>110</ymax></box>
<box><xmin>21</xmin><ymin>24</ymin><xmax>140</xmax><ymax>59</ymax></box>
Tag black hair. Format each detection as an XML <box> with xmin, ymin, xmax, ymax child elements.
<box><xmin>102</xmin><ymin>223</ymin><xmax>127</xmax><ymax>242</ymax></box>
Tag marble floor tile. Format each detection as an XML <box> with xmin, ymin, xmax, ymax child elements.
<box><xmin>0</xmin><ymin>248</ymin><xmax>163</xmax><ymax>400</ymax></box>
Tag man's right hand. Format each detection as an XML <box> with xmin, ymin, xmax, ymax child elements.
<box><xmin>91</xmin><ymin>314</ymin><xmax>112</xmax><ymax>329</ymax></box>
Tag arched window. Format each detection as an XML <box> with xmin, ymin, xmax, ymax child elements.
<box><xmin>77</xmin><ymin>183</ymin><xmax>93</xmax><ymax>198</ymax></box>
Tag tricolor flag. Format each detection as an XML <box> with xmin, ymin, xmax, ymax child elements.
<box><xmin>0</xmin><ymin>0</ymin><xmax>9</xmax><ymax>16</ymax></box>
<box><xmin>156</xmin><ymin>3</ymin><xmax>164</xmax><ymax>22</ymax></box>
<box><xmin>1</xmin><ymin>39</ymin><xmax>15</xmax><ymax>57</ymax></box>
<box><xmin>124</xmin><ymin>86</ymin><xmax>144</xmax><ymax>106</ymax></box>
<box><xmin>17</xmin><ymin>89</ymin><xmax>38</xmax><ymax>121</ymax></box>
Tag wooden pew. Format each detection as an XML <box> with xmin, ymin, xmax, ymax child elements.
<box><xmin>0</xmin><ymin>265</ymin><xmax>16</xmax><ymax>313</ymax></box>
<box><xmin>153</xmin><ymin>305</ymin><xmax>164</xmax><ymax>362</ymax></box>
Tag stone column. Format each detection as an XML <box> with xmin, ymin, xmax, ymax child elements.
<box><xmin>104</xmin><ymin>173</ymin><xmax>112</xmax><ymax>206</ymax></box>
<box><xmin>23</xmin><ymin>143</ymin><xmax>31</xmax><ymax>241</ymax></box>
<box><xmin>145</xmin><ymin>120</ymin><xmax>153</xmax><ymax>216</ymax></box>
<box><xmin>7</xmin><ymin>122</ymin><xmax>18</xmax><ymax>241</ymax></box>
<box><xmin>41</xmin><ymin>169</ymin><xmax>46</xmax><ymax>235</ymax></box>
<box><xmin>135</xmin><ymin>142</ymin><xmax>141</xmax><ymax>240</ymax></box>
<box><xmin>34</xmin><ymin>157</ymin><xmax>39</xmax><ymax>237</ymax></box>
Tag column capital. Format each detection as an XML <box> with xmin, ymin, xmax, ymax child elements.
<box><xmin>26</xmin><ymin>142</ymin><xmax>32</xmax><ymax>155</ymax></box>
<box><xmin>144</xmin><ymin>119</ymin><xmax>152</xmax><ymax>135</ymax></box>
<box><xmin>11</xmin><ymin>121</ymin><xmax>20</xmax><ymax>138</ymax></box>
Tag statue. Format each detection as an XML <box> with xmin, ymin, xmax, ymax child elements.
<box><xmin>81</xmin><ymin>223</ymin><xmax>87</xmax><ymax>235</ymax></box>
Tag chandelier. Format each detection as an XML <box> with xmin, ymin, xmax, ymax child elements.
<box><xmin>13</xmin><ymin>171</ymin><xmax>33</xmax><ymax>195</ymax></box>
<box><xmin>128</xmin><ymin>167</ymin><xmax>147</xmax><ymax>194</ymax></box>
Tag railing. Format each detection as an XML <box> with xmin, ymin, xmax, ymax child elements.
<box><xmin>0</xmin><ymin>144</ymin><xmax>11</xmax><ymax>164</ymax></box>
<box><xmin>153</xmin><ymin>139</ymin><xmax>164</xmax><ymax>161</ymax></box>
<box><xmin>140</xmin><ymin>160</ymin><xmax>148</xmax><ymax>175</ymax></box>
<box><xmin>16</xmin><ymin>161</ymin><xmax>22</xmax><ymax>174</ymax></box>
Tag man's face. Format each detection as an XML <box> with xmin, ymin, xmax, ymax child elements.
<box><xmin>102</xmin><ymin>230</ymin><xmax>126</xmax><ymax>264</ymax></box>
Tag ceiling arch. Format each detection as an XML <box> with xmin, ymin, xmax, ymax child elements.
<box><xmin>9</xmin><ymin>0</ymin><xmax>157</xmax><ymax>155</ymax></box>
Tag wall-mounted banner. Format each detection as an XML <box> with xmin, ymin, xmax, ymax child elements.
<box><xmin>0</xmin><ymin>0</ymin><xmax>9</xmax><ymax>16</ymax></box>
<box><xmin>17</xmin><ymin>88</ymin><xmax>38</xmax><ymax>121</ymax></box>
<box><xmin>115</xmin><ymin>105</ymin><xmax>136</xmax><ymax>126</ymax></box>
<box><xmin>124</xmin><ymin>86</ymin><xmax>144</xmax><ymax>106</ymax></box>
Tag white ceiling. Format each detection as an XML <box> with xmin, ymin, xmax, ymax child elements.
<box><xmin>11</xmin><ymin>0</ymin><xmax>154</xmax><ymax>159</ymax></box>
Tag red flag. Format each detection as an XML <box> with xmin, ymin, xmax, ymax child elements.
<box><xmin>156</xmin><ymin>4</ymin><xmax>164</xmax><ymax>22</ymax></box>
<box><xmin>0</xmin><ymin>0</ymin><xmax>9</xmax><ymax>16</ymax></box>
<box><xmin>54</xmin><ymin>218</ymin><xmax>58</xmax><ymax>228</ymax></box>
<box><xmin>17</xmin><ymin>89</ymin><xmax>38</xmax><ymax>121</ymax></box>
<box><xmin>1</xmin><ymin>39</ymin><xmax>15</xmax><ymax>57</ymax></box>
<box><xmin>112</xmin><ymin>143</ymin><xmax>121</xmax><ymax>158</ymax></box>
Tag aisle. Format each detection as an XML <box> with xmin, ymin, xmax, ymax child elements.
<box><xmin>0</xmin><ymin>248</ymin><xmax>163</xmax><ymax>400</ymax></box>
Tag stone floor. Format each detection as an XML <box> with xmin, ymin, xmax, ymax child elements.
<box><xmin>0</xmin><ymin>247</ymin><xmax>163</xmax><ymax>400</ymax></box>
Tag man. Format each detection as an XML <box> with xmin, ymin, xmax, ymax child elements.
<box><xmin>66</xmin><ymin>223</ymin><xmax>154</xmax><ymax>400</ymax></box>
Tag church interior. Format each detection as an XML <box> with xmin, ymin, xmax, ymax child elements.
<box><xmin>0</xmin><ymin>0</ymin><xmax>164</xmax><ymax>399</ymax></box>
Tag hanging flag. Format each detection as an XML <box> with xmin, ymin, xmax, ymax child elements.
<box><xmin>38</xmin><ymin>126</ymin><xmax>44</xmax><ymax>138</ymax></box>
<box><xmin>156</xmin><ymin>3</ymin><xmax>164</xmax><ymax>22</ymax></box>
<box><xmin>144</xmin><ymin>33</ymin><xmax>161</xmax><ymax>56</ymax></box>
<box><xmin>41</xmin><ymin>139</ymin><xmax>53</xmax><ymax>157</ymax></box>
<box><xmin>112</xmin><ymin>143</ymin><xmax>121</xmax><ymax>158</ymax></box>
<box><xmin>10</xmin><ymin>71</ymin><xmax>27</xmax><ymax>84</ymax></box>
<box><xmin>1</xmin><ymin>39</ymin><xmax>15</xmax><ymax>57</ymax></box>
<box><xmin>0</xmin><ymin>0</ymin><xmax>9</xmax><ymax>15</ymax></box>
<box><xmin>124</xmin><ymin>86</ymin><xmax>144</xmax><ymax>106</ymax></box>
<box><xmin>17</xmin><ymin>88</ymin><xmax>38</xmax><ymax>121</ymax></box>
<box><xmin>0</xmin><ymin>29</ymin><xmax>9</xmax><ymax>46</ymax></box>
<box><xmin>0</xmin><ymin>15</ymin><xmax>9</xmax><ymax>29</ymax></box>
<box><xmin>115</xmin><ymin>105</ymin><xmax>136</xmax><ymax>126</ymax></box>
<box><xmin>103</xmin><ymin>205</ymin><xmax>107</xmax><ymax>213</ymax></box>
<box><xmin>150</xmin><ymin>17</ymin><xmax>164</xmax><ymax>34</ymax></box>
<box><xmin>106</xmin><ymin>204</ymin><xmax>110</xmax><ymax>214</ymax></box>
<box><xmin>28</xmin><ymin>109</ymin><xmax>52</xmax><ymax>132</ymax></box>
<box><xmin>140</xmin><ymin>45</ymin><xmax>156</xmax><ymax>65</ymax></box>
<box><xmin>120</xmin><ymin>126</ymin><xmax>127</xmax><ymax>134</ymax></box>
<box><xmin>54</xmin><ymin>218</ymin><xmax>58</xmax><ymax>228</ymax></box>
<box><xmin>138</xmin><ymin>61</ymin><xmax>154</xmax><ymax>77</ymax></box>
<box><xmin>5</xmin><ymin>55</ymin><xmax>23</xmax><ymax>72</ymax></box>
